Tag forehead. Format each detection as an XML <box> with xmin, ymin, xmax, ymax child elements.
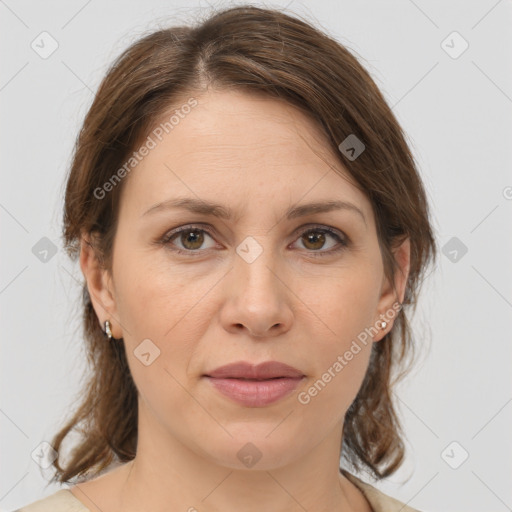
<box><xmin>120</xmin><ymin>90</ymin><xmax>371</xmax><ymax>220</ymax></box>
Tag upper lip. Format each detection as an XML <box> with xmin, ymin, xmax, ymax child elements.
<box><xmin>204</xmin><ymin>361</ymin><xmax>305</xmax><ymax>379</ymax></box>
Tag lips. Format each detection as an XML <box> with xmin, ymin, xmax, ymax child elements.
<box><xmin>203</xmin><ymin>361</ymin><xmax>305</xmax><ymax>407</ymax></box>
<box><xmin>204</xmin><ymin>361</ymin><xmax>304</xmax><ymax>380</ymax></box>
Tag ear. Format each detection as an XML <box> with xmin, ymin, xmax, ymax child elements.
<box><xmin>79</xmin><ymin>233</ymin><xmax>122</xmax><ymax>339</ymax></box>
<box><xmin>373</xmin><ymin>237</ymin><xmax>410</xmax><ymax>342</ymax></box>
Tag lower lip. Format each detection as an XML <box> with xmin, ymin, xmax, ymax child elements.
<box><xmin>204</xmin><ymin>376</ymin><xmax>304</xmax><ymax>407</ymax></box>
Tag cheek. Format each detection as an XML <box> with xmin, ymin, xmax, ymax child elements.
<box><xmin>114</xmin><ymin>252</ymin><xmax>213</xmax><ymax>339</ymax></box>
<box><xmin>113</xmin><ymin>259</ymin><xmax>220</xmax><ymax>392</ymax></box>
<box><xmin>294</xmin><ymin>269</ymin><xmax>378</xmax><ymax>412</ymax></box>
<box><xmin>302</xmin><ymin>264</ymin><xmax>381</xmax><ymax>346</ymax></box>
<box><xmin>297</xmin><ymin>331</ymin><xmax>373</xmax><ymax>425</ymax></box>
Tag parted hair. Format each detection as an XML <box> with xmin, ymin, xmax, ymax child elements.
<box><xmin>50</xmin><ymin>4</ymin><xmax>437</xmax><ymax>484</ymax></box>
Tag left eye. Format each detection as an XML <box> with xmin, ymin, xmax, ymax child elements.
<box><xmin>292</xmin><ymin>228</ymin><xmax>345</xmax><ymax>252</ymax></box>
<box><xmin>161</xmin><ymin>225</ymin><xmax>347</xmax><ymax>256</ymax></box>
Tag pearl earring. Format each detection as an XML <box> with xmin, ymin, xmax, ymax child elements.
<box><xmin>104</xmin><ymin>320</ymin><xmax>113</xmax><ymax>340</ymax></box>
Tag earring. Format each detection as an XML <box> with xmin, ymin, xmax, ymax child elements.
<box><xmin>104</xmin><ymin>320</ymin><xmax>113</xmax><ymax>340</ymax></box>
<box><xmin>378</xmin><ymin>319</ymin><xmax>387</xmax><ymax>330</ymax></box>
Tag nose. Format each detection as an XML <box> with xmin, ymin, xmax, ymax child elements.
<box><xmin>219</xmin><ymin>247</ymin><xmax>294</xmax><ymax>339</ymax></box>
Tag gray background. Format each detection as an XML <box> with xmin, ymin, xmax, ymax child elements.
<box><xmin>1</xmin><ymin>1</ymin><xmax>511</xmax><ymax>511</ymax></box>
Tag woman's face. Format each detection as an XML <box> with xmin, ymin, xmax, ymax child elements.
<box><xmin>84</xmin><ymin>89</ymin><xmax>408</xmax><ymax>470</ymax></box>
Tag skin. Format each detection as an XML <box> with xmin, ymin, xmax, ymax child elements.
<box><xmin>74</xmin><ymin>89</ymin><xmax>410</xmax><ymax>512</ymax></box>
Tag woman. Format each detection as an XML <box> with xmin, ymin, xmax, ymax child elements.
<box><xmin>16</xmin><ymin>5</ymin><xmax>437</xmax><ymax>512</ymax></box>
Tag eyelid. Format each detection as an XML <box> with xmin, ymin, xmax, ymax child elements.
<box><xmin>290</xmin><ymin>223</ymin><xmax>346</xmax><ymax>241</ymax></box>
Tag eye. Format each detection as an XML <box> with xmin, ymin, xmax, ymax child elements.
<box><xmin>161</xmin><ymin>225</ymin><xmax>217</xmax><ymax>254</ymax></box>
<box><xmin>290</xmin><ymin>225</ymin><xmax>348</xmax><ymax>257</ymax></box>
<box><xmin>159</xmin><ymin>223</ymin><xmax>348</xmax><ymax>257</ymax></box>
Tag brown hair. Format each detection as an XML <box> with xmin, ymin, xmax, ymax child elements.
<box><xmin>50</xmin><ymin>4</ymin><xmax>437</xmax><ymax>485</ymax></box>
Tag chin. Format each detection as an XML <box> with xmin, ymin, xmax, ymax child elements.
<box><xmin>196</xmin><ymin>426</ymin><xmax>309</xmax><ymax>471</ymax></box>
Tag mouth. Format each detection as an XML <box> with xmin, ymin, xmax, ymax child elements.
<box><xmin>204</xmin><ymin>360</ymin><xmax>304</xmax><ymax>379</ymax></box>
<box><xmin>203</xmin><ymin>361</ymin><xmax>305</xmax><ymax>407</ymax></box>
<box><xmin>203</xmin><ymin>375</ymin><xmax>305</xmax><ymax>407</ymax></box>
<box><xmin>217</xmin><ymin>377</ymin><xmax>287</xmax><ymax>381</ymax></box>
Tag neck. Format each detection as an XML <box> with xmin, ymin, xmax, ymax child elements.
<box><xmin>70</xmin><ymin>400</ymin><xmax>372</xmax><ymax>512</ymax></box>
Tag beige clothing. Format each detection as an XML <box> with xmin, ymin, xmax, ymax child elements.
<box><xmin>14</xmin><ymin>471</ymin><xmax>421</xmax><ymax>512</ymax></box>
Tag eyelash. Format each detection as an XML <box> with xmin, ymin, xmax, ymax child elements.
<box><xmin>159</xmin><ymin>223</ymin><xmax>349</xmax><ymax>258</ymax></box>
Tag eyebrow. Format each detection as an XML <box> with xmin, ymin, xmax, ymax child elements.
<box><xmin>141</xmin><ymin>197</ymin><xmax>366</xmax><ymax>226</ymax></box>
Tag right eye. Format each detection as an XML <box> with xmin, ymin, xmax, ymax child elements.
<box><xmin>160</xmin><ymin>225</ymin><xmax>218</xmax><ymax>254</ymax></box>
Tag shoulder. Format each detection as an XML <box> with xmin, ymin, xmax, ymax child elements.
<box><xmin>13</xmin><ymin>489</ymin><xmax>90</xmax><ymax>512</ymax></box>
<box><xmin>343</xmin><ymin>470</ymin><xmax>423</xmax><ymax>512</ymax></box>
<box><xmin>14</xmin><ymin>474</ymin><xmax>423</xmax><ymax>512</ymax></box>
